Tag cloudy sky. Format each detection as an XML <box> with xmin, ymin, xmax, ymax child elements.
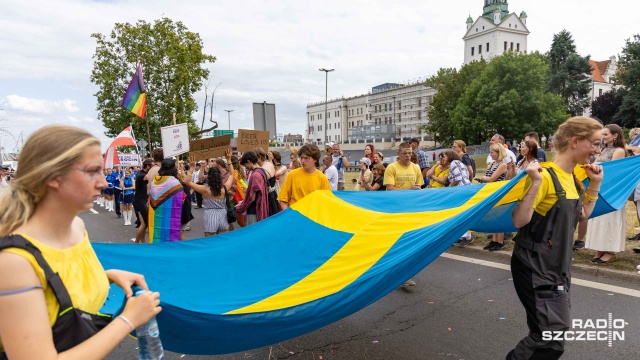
<box><xmin>1</xmin><ymin>0</ymin><xmax>638</xmax><ymax>152</ymax></box>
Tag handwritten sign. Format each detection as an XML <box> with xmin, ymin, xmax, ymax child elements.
<box><xmin>189</xmin><ymin>134</ymin><xmax>231</xmax><ymax>161</ymax></box>
<box><xmin>237</xmin><ymin>129</ymin><xmax>270</xmax><ymax>152</ymax></box>
<box><xmin>160</xmin><ymin>123</ymin><xmax>190</xmax><ymax>158</ymax></box>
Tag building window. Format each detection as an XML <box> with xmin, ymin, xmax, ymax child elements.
<box><xmin>319</xmin><ymin>114</ymin><xmax>322</xmax><ymax>120</ymax></box>
<box><xmin>599</xmin><ymin>89</ymin><xmax>603</xmax><ymax>96</ymax></box>
<box><xmin>418</xmin><ymin>111</ymin><xmax>422</xmax><ymax>119</ymax></box>
<box><xmin>510</xmin><ymin>42</ymin><xmax>514</xmax><ymax>50</ymax></box>
<box><xmin>515</xmin><ymin>24</ymin><xmax>518</xmax><ymax>28</ymax></box>
<box><xmin>418</xmin><ymin>98</ymin><xmax>422</xmax><ymax>107</ymax></box>
<box><xmin>397</xmin><ymin>101</ymin><xmax>401</xmax><ymax>107</ymax></box>
<box><xmin>504</xmin><ymin>41</ymin><xmax>507</xmax><ymax>50</ymax></box>
<box><xmin>471</xmin><ymin>47</ymin><xmax>475</xmax><ymax>56</ymax></box>
<box><xmin>486</xmin><ymin>42</ymin><xmax>489</xmax><ymax>52</ymax></box>
<box><xmin>517</xmin><ymin>43</ymin><xmax>520</xmax><ymax>52</ymax></box>
<box><xmin>476</xmin><ymin>28</ymin><xmax>478</xmax><ymax>32</ymax></box>
<box><xmin>337</xmin><ymin>123</ymin><xmax>340</xmax><ymax>129</ymax></box>
<box><xmin>398</xmin><ymin>114</ymin><xmax>402</xmax><ymax>121</ymax></box>
<box><xmin>479</xmin><ymin>44</ymin><xmax>482</xmax><ymax>54</ymax></box>
<box><xmin>328</xmin><ymin>112</ymin><xmax>330</xmax><ymax>119</ymax></box>
<box><xmin>329</xmin><ymin>124</ymin><xmax>331</xmax><ymax>130</ymax></box>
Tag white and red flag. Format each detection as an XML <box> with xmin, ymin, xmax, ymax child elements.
<box><xmin>105</xmin><ymin>125</ymin><xmax>137</xmax><ymax>149</ymax></box>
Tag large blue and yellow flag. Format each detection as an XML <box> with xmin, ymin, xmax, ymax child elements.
<box><xmin>95</xmin><ymin>156</ymin><xmax>640</xmax><ymax>355</ymax></box>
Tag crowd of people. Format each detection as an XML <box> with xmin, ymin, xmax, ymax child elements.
<box><xmin>1</xmin><ymin>117</ymin><xmax>639</xmax><ymax>359</ymax></box>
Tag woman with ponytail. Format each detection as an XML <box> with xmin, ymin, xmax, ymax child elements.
<box><xmin>0</xmin><ymin>125</ymin><xmax>161</xmax><ymax>359</ymax></box>
<box><xmin>508</xmin><ymin>117</ymin><xmax>603</xmax><ymax>360</ymax></box>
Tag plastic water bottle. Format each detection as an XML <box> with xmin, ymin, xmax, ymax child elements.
<box><xmin>135</xmin><ymin>289</ymin><xmax>164</xmax><ymax>360</ymax></box>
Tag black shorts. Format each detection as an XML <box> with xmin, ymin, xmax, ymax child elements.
<box><xmin>133</xmin><ymin>202</ymin><xmax>148</xmax><ymax>225</ymax></box>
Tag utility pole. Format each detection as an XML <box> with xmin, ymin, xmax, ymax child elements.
<box><xmin>319</xmin><ymin>68</ymin><xmax>334</xmax><ymax>144</ymax></box>
<box><xmin>224</xmin><ymin>110</ymin><xmax>234</xmax><ymax>135</ymax></box>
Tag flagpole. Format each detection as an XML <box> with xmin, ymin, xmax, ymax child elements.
<box><xmin>129</xmin><ymin>122</ymin><xmax>142</xmax><ymax>166</ymax></box>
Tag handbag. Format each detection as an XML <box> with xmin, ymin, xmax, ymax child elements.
<box><xmin>223</xmin><ymin>185</ymin><xmax>237</xmax><ymax>223</ymax></box>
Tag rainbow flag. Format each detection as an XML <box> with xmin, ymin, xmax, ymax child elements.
<box><xmin>121</xmin><ymin>62</ymin><xmax>147</xmax><ymax>119</ymax></box>
<box><xmin>148</xmin><ymin>175</ymin><xmax>184</xmax><ymax>243</ymax></box>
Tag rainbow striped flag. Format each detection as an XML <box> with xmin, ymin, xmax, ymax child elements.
<box><xmin>148</xmin><ymin>175</ymin><xmax>184</xmax><ymax>243</ymax></box>
<box><xmin>121</xmin><ymin>62</ymin><xmax>147</xmax><ymax>119</ymax></box>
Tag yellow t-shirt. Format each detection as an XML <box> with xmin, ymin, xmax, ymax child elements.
<box><xmin>431</xmin><ymin>165</ymin><xmax>450</xmax><ymax>189</ymax></box>
<box><xmin>383</xmin><ymin>161</ymin><xmax>424</xmax><ymax>189</ymax></box>
<box><xmin>1</xmin><ymin>232</ymin><xmax>110</xmax><ymax>330</ymax></box>
<box><xmin>277</xmin><ymin>168</ymin><xmax>331</xmax><ymax>206</ymax></box>
<box><xmin>520</xmin><ymin>162</ymin><xmax>580</xmax><ymax>216</ymax></box>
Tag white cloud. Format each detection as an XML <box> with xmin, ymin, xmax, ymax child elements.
<box><xmin>5</xmin><ymin>95</ymin><xmax>80</xmax><ymax>114</ymax></box>
<box><xmin>66</xmin><ymin>116</ymin><xmax>94</xmax><ymax>123</ymax></box>
<box><xmin>2</xmin><ymin>0</ymin><xmax>640</xmax><ymax>138</ymax></box>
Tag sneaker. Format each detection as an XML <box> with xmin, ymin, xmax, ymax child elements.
<box><xmin>489</xmin><ymin>242</ymin><xmax>507</xmax><ymax>251</ymax></box>
<box><xmin>401</xmin><ymin>279</ymin><xmax>416</xmax><ymax>288</ymax></box>
<box><xmin>573</xmin><ymin>240</ymin><xmax>585</xmax><ymax>250</ymax></box>
<box><xmin>457</xmin><ymin>237</ymin><xmax>474</xmax><ymax>247</ymax></box>
<box><xmin>483</xmin><ymin>241</ymin><xmax>498</xmax><ymax>250</ymax></box>
<box><xmin>627</xmin><ymin>233</ymin><xmax>640</xmax><ymax>241</ymax></box>
<box><xmin>633</xmin><ymin>247</ymin><xmax>640</xmax><ymax>253</ymax></box>
<box><xmin>453</xmin><ymin>238</ymin><xmax>463</xmax><ymax>246</ymax></box>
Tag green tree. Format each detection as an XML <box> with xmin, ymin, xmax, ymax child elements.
<box><xmin>591</xmin><ymin>89</ymin><xmax>623</xmax><ymax>125</ymax></box>
<box><xmin>548</xmin><ymin>30</ymin><xmax>593</xmax><ymax>116</ymax></box>
<box><xmin>613</xmin><ymin>34</ymin><xmax>640</xmax><ymax>128</ymax></box>
<box><xmin>452</xmin><ymin>51</ymin><xmax>567</xmax><ymax>144</ymax></box>
<box><xmin>423</xmin><ymin>59</ymin><xmax>487</xmax><ymax>145</ymax></box>
<box><xmin>90</xmin><ymin>18</ymin><xmax>216</xmax><ymax>148</ymax></box>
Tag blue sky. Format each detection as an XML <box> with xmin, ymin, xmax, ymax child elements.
<box><xmin>1</xmin><ymin>0</ymin><xmax>638</xmax><ymax>151</ymax></box>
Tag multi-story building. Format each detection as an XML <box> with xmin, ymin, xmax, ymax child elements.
<box><xmin>463</xmin><ymin>0</ymin><xmax>529</xmax><ymax>64</ymax></box>
<box><xmin>305</xmin><ymin>81</ymin><xmax>436</xmax><ymax>145</ymax></box>
<box><xmin>584</xmin><ymin>57</ymin><xmax>618</xmax><ymax>117</ymax></box>
<box><xmin>305</xmin><ymin>1</ymin><xmax>619</xmax><ymax>147</ymax></box>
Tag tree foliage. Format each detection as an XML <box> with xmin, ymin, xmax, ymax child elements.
<box><xmin>90</xmin><ymin>18</ymin><xmax>216</xmax><ymax>148</ymax></box>
<box><xmin>613</xmin><ymin>34</ymin><xmax>640</xmax><ymax>128</ymax></box>
<box><xmin>548</xmin><ymin>30</ymin><xmax>593</xmax><ymax>116</ymax></box>
<box><xmin>423</xmin><ymin>60</ymin><xmax>487</xmax><ymax>145</ymax></box>
<box><xmin>452</xmin><ymin>52</ymin><xmax>568</xmax><ymax>144</ymax></box>
<box><xmin>591</xmin><ymin>90</ymin><xmax>623</xmax><ymax>125</ymax></box>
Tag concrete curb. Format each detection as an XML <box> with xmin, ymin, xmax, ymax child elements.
<box><xmin>445</xmin><ymin>243</ymin><xmax>640</xmax><ymax>285</ymax></box>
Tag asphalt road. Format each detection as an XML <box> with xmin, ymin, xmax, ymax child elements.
<box><xmin>80</xmin><ymin>204</ymin><xmax>640</xmax><ymax>360</ymax></box>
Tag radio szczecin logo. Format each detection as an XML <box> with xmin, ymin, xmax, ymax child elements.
<box><xmin>542</xmin><ymin>313</ymin><xmax>625</xmax><ymax>347</ymax></box>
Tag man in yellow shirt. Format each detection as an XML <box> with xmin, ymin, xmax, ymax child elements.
<box><xmin>278</xmin><ymin>144</ymin><xmax>331</xmax><ymax>209</ymax></box>
<box><xmin>382</xmin><ymin>142</ymin><xmax>424</xmax><ymax>288</ymax></box>
<box><xmin>384</xmin><ymin>143</ymin><xmax>424</xmax><ymax>190</ymax></box>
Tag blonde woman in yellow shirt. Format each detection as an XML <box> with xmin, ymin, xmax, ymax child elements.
<box><xmin>0</xmin><ymin>126</ymin><xmax>161</xmax><ymax>359</ymax></box>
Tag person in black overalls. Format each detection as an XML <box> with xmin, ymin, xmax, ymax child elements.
<box><xmin>508</xmin><ymin>117</ymin><xmax>604</xmax><ymax>360</ymax></box>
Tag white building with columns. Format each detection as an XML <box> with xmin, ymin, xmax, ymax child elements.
<box><xmin>463</xmin><ymin>0</ymin><xmax>529</xmax><ymax>64</ymax></box>
<box><xmin>305</xmin><ymin>81</ymin><xmax>437</xmax><ymax>146</ymax></box>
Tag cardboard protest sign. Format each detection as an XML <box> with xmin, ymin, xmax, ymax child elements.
<box><xmin>237</xmin><ymin>129</ymin><xmax>269</xmax><ymax>153</ymax></box>
<box><xmin>189</xmin><ymin>134</ymin><xmax>231</xmax><ymax>161</ymax></box>
<box><xmin>160</xmin><ymin>123</ymin><xmax>190</xmax><ymax>158</ymax></box>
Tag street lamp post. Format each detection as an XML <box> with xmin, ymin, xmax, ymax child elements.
<box><xmin>224</xmin><ymin>110</ymin><xmax>234</xmax><ymax>134</ymax></box>
<box><xmin>319</xmin><ymin>68</ymin><xmax>334</xmax><ymax>144</ymax></box>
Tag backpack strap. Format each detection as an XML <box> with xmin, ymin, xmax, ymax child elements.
<box><xmin>0</xmin><ymin>235</ymin><xmax>74</xmax><ymax>313</ymax></box>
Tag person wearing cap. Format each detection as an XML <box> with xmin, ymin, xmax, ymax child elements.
<box><xmin>322</xmin><ymin>155</ymin><xmax>338</xmax><ymax>191</ymax></box>
<box><xmin>408</xmin><ymin>138</ymin><xmax>430</xmax><ymax>188</ymax></box>
<box><xmin>355</xmin><ymin>158</ymin><xmax>372</xmax><ymax>191</ymax></box>
<box><xmin>0</xmin><ymin>166</ymin><xmax>9</xmax><ymax>190</ymax></box>
<box><xmin>330</xmin><ymin>143</ymin><xmax>349</xmax><ymax>190</ymax></box>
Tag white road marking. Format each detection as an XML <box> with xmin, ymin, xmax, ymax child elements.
<box><xmin>441</xmin><ymin>252</ymin><xmax>640</xmax><ymax>298</ymax></box>
<box><xmin>89</xmin><ymin>208</ymin><xmax>99</xmax><ymax>214</ymax></box>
